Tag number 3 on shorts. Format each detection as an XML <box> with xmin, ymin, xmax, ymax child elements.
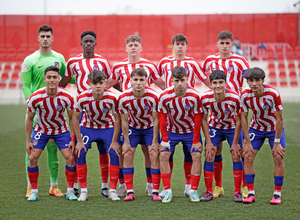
<box><xmin>209</xmin><ymin>128</ymin><xmax>217</xmax><ymax>138</ymax></box>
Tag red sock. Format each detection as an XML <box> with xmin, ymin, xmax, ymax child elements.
<box><xmin>73</xmin><ymin>156</ymin><xmax>78</xmax><ymax>184</ymax></box>
<box><xmin>184</xmin><ymin>162</ymin><xmax>192</xmax><ymax>185</ymax></box>
<box><xmin>161</xmin><ymin>173</ymin><xmax>171</xmax><ymax>190</ymax></box>
<box><xmin>65</xmin><ymin>168</ymin><xmax>76</xmax><ymax>188</ymax></box>
<box><xmin>28</xmin><ymin>170</ymin><xmax>39</xmax><ymax>189</ymax></box>
<box><xmin>242</xmin><ymin>161</ymin><xmax>246</xmax><ymax>187</ymax></box>
<box><xmin>275</xmin><ymin>185</ymin><xmax>282</xmax><ymax>192</ymax></box>
<box><xmin>119</xmin><ymin>178</ymin><xmax>125</xmax><ymax>185</ymax></box>
<box><xmin>99</xmin><ymin>154</ymin><xmax>109</xmax><ymax>184</ymax></box>
<box><xmin>147</xmin><ymin>177</ymin><xmax>152</xmax><ymax>184</ymax></box>
<box><xmin>124</xmin><ymin>173</ymin><xmax>134</xmax><ymax>191</ymax></box>
<box><xmin>169</xmin><ymin>161</ymin><xmax>174</xmax><ymax>173</ymax></box>
<box><xmin>247</xmin><ymin>183</ymin><xmax>254</xmax><ymax>191</ymax></box>
<box><xmin>233</xmin><ymin>170</ymin><xmax>243</xmax><ymax>193</ymax></box>
<box><xmin>214</xmin><ymin>161</ymin><xmax>223</xmax><ymax>187</ymax></box>
<box><xmin>76</xmin><ymin>164</ymin><xmax>87</xmax><ymax>188</ymax></box>
<box><xmin>191</xmin><ymin>174</ymin><xmax>200</xmax><ymax>191</ymax></box>
<box><xmin>109</xmin><ymin>164</ymin><xmax>119</xmax><ymax>191</ymax></box>
<box><xmin>204</xmin><ymin>170</ymin><xmax>214</xmax><ymax>193</ymax></box>
<box><xmin>151</xmin><ymin>173</ymin><xmax>161</xmax><ymax>191</ymax></box>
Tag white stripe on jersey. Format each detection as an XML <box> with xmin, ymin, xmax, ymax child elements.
<box><xmin>65</xmin><ymin>53</ymin><xmax>112</xmax><ymax>97</ymax></box>
<box><xmin>119</xmin><ymin>87</ymin><xmax>159</xmax><ymax>129</ymax></box>
<box><xmin>28</xmin><ymin>87</ymin><xmax>74</xmax><ymax>135</ymax></box>
<box><xmin>75</xmin><ymin>88</ymin><xmax>117</xmax><ymax>129</ymax></box>
<box><xmin>241</xmin><ymin>85</ymin><xmax>283</xmax><ymax>132</ymax></box>
<box><xmin>158</xmin><ymin>56</ymin><xmax>207</xmax><ymax>88</ymax></box>
<box><xmin>201</xmin><ymin>89</ymin><xmax>240</xmax><ymax>129</ymax></box>
<box><xmin>202</xmin><ymin>53</ymin><xmax>249</xmax><ymax>94</ymax></box>
<box><xmin>158</xmin><ymin>86</ymin><xmax>201</xmax><ymax>134</ymax></box>
<box><xmin>112</xmin><ymin>58</ymin><xmax>160</xmax><ymax>91</ymax></box>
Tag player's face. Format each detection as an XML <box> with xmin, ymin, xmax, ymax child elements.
<box><xmin>247</xmin><ymin>78</ymin><xmax>264</xmax><ymax>93</ymax></box>
<box><xmin>44</xmin><ymin>71</ymin><xmax>60</xmax><ymax>89</ymax></box>
<box><xmin>217</xmin><ymin>38</ymin><xmax>233</xmax><ymax>56</ymax></box>
<box><xmin>90</xmin><ymin>80</ymin><xmax>106</xmax><ymax>95</ymax></box>
<box><xmin>173</xmin><ymin>41</ymin><xmax>187</xmax><ymax>56</ymax></box>
<box><xmin>81</xmin><ymin>35</ymin><xmax>97</xmax><ymax>53</ymax></box>
<box><xmin>126</xmin><ymin>41</ymin><xmax>142</xmax><ymax>56</ymax></box>
<box><xmin>172</xmin><ymin>76</ymin><xmax>187</xmax><ymax>93</ymax></box>
<box><xmin>130</xmin><ymin>75</ymin><xmax>147</xmax><ymax>92</ymax></box>
<box><xmin>211</xmin><ymin>79</ymin><xmax>227</xmax><ymax>94</ymax></box>
<box><xmin>37</xmin><ymin>31</ymin><xmax>54</xmax><ymax>49</ymax></box>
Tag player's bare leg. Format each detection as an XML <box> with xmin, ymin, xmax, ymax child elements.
<box><xmin>141</xmin><ymin>144</ymin><xmax>152</xmax><ymax>196</ymax></box>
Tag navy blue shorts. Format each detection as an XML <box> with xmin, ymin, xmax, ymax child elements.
<box><xmin>31</xmin><ymin>130</ymin><xmax>71</xmax><ymax>150</ymax></box>
<box><xmin>128</xmin><ymin>126</ymin><xmax>153</xmax><ymax>148</ymax></box>
<box><xmin>208</xmin><ymin>126</ymin><xmax>243</xmax><ymax>148</ymax></box>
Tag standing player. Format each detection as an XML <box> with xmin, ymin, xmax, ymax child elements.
<box><xmin>105</xmin><ymin>35</ymin><xmax>165</xmax><ymax>197</ymax></box>
<box><xmin>119</xmin><ymin>68</ymin><xmax>161</xmax><ymax>201</ymax></box>
<box><xmin>26</xmin><ymin>66</ymin><xmax>77</xmax><ymax>201</ymax></box>
<box><xmin>158</xmin><ymin>33</ymin><xmax>210</xmax><ymax>197</ymax></box>
<box><xmin>201</xmin><ymin>30</ymin><xmax>250</xmax><ymax>198</ymax></box>
<box><xmin>22</xmin><ymin>24</ymin><xmax>72</xmax><ymax>198</ymax></box>
<box><xmin>60</xmin><ymin>31</ymin><xmax>113</xmax><ymax>197</ymax></box>
<box><xmin>241</xmin><ymin>67</ymin><xmax>285</xmax><ymax>204</ymax></box>
<box><xmin>72</xmin><ymin>70</ymin><xmax>120</xmax><ymax>201</ymax></box>
<box><xmin>200</xmin><ymin>70</ymin><xmax>244</xmax><ymax>202</ymax></box>
<box><xmin>159</xmin><ymin>66</ymin><xmax>203</xmax><ymax>203</ymax></box>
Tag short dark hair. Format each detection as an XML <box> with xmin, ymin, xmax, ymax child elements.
<box><xmin>125</xmin><ymin>35</ymin><xmax>142</xmax><ymax>45</ymax></box>
<box><xmin>38</xmin><ymin>25</ymin><xmax>53</xmax><ymax>34</ymax></box>
<box><xmin>209</xmin><ymin>70</ymin><xmax>227</xmax><ymax>82</ymax></box>
<box><xmin>244</xmin><ymin>67</ymin><xmax>265</xmax><ymax>80</ymax></box>
<box><xmin>45</xmin><ymin>66</ymin><xmax>59</xmax><ymax>75</ymax></box>
<box><xmin>131</xmin><ymin>68</ymin><xmax>147</xmax><ymax>78</ymax></box>
<box><xmin>88</xmin><ymin>70</ymin><xmax>107</xmax><ymax>84</ymax></box>
<box><xmin>172</xmin><ymin>33</ymin><xmax>188</xmax><ymax>45</ymax></box>
<box><xmin>172</xmin><ymin>66</ymin><xmax>187</xmax><ymax>79</ymax></box>
<box><xmin>218</xmin><ymin>30</ymin><xmax>233</xmax><ymax>41</ymax></box>
<box><xmin>81</xmin><ymin>31</ymin><xmax>97</xmax><ymax>40</ymax></box>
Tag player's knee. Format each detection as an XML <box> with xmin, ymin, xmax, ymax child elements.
<box><xmin>29</xmin><ymin>154</ymin><xmax>39</xmax><ymax>164</ymax></box>
<box><xmin>243</xmin><ymin>151</ymin><xmax>254</xmax><ymax>163</ymax></box>
<box><xmin>124</xmin><ymin>151</ymin><xmax>134</xmax><ymax>160</ymax></box>
<box><xmin>273</xmin><ymin>152</ymin><xmax>284</xmax><ymax>164</ymax></box>
<box><xmin>191</xmin><ymin>152</ymin><xmax>201</xmax><ymax>162</ymax></box>
<box><xmin>160</xmin><ymin>152</ymin><xmax>170</xmax><ymax>163</ymax></box>
<box><xmin>230</xmin><ymin>151</ymin><xmax>241</xmax><ymax>161</ymax></box>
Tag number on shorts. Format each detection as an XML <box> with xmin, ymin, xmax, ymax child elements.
<box><xmin>34</xmin><ymin>132</ymin><xmax>42</xmax><ymax>140</ymax></box>
<box><xmin>81</xmin><ymin>134</ymin><xmax>89</xmax><ymax>145</ymax></box>
<box><xmin>249</xmin><ymin>133</ymin><xmax>255</xmax><ymax>141</ymax></box>
<box><xmin>209</xmin><ymin>128</ymin><xmax>217</xmax><ymax>138</ymax></box>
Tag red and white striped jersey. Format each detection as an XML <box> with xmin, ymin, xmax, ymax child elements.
<box><xmin>240</xmin><ymin>85</ymin><xmax>283</xmax><ymax>132</ymax></box>
<box><xmin>158</xmin><ymin>86</ymin><xmax>202</xmax><ymax>134</ymax></box>
<box><xmin>27</xmin><ymin>87</ymin><xmax>74</xmax><ymax>135</ymax></box>
<box><xmin>112</xmin><ymin>58</ymin><xmax>160</xmax><ymax>91</ymax></box>
<box><xmin>201</xmin><ymin>89</ymin><xmax>241</xmax><ymax>129</ymax></box>
<box><xmin>158</xmin><ymin>56</ymin><xmax>207</xmax><ymax>88</ymax></box>
<box><xmin>65</xmin><ymin>53</ymin><xmax>112</xmax><ymax>97</ymax></box>
<box><xmin>201</xmin><ymin>53</ymin><xmax>249</xmax><ymax>94</ymax></box>
<box><xmin>75</xmin><ymin>88</ymin><xmax>118</xmax><ymax>129</ymax></box>
<box><xmin>119</xmin><ymin>87</ymin><xmax>159</xmax><ymax>129</ymax></box>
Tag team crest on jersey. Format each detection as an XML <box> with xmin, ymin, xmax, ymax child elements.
<box><xmin>224</xmin><ymin>109</ymin><xmax>231</xmax><ymax>115</ymax></box>
<box><xmin>263</xmin><ymin>99</ymin><xmax>271</xmax><ymax>110</ymax></box>
<box><xmin>102</xmin><ymin>107</ymin><xmax>109</xmax><ymax>113</ymax></box>
<box><xmin>122</xmin><ymin>72</ymin><xmax>128</xmax><ymax>75</ymax></box>
<box><xmin>167</xmin><ymin>69</ymin><xmax>172</xmax><ymax>71</ymax></box>
<box><xmin>54</xmin><ymin>62</ymin><xmax>59</xmax><ymax>68</ymax></box>
<box><xmin>93</xmin><ymin>66</ymin><xmax>99</xmax><ymax>70</ymax></box>
<box><xmin>22</xmin><ymin>64</ymin><xmax>28</xmax><ymax>72</ymax></box>
<box><xmin>144</xmin><ymin>105</ymin><xmax>150</xmax><ymax>110</ymax></box>
<box><xmin>184</xmin><ymin>105</ymin><xmax>191</xmax><ymax>110</ymax></box>
<box><xmin>56</xmin><ymin>105</ymin><xmax>63</xmax><ymax>110</ymax></box>
<box><xmin>227</xmin><ymin>66</ymin><xmax>234</xmax><ymax>74</ymax></box>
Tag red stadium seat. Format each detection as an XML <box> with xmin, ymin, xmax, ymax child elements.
<box><xmin>278</xmin><ymin>71</ymin><xmax>287</xmax><ymax>79</ymax></box>
<box><xmin>289</xmin><ymin>71</ymin><xmax>297</xmax><ymax>78</ymax></box>
<box><xmin>8</xmin><ymin>81</ymin><xmax>19</xmax><ymax>89</ymax></box>
<box><xmin>287</xmin><ymin>62</ymin><xmax>296</xmax><ymax>70</ymax></box>
<box><xmin>267</xmin><ymin>62</ymin><xmax>275</xmax><ymax>70</ymax></box>
<box><xmin>269</xmin><ymin>80</ymin><xmax>277</xmax><ymax>87</ymax></box>
<box><xmin>269</xmin><ymin>71</ymin><xmax>276</xmax><ymax>78</ymax></box>
<box><xmin>10</xmin><ymin>72</ymin><xmax>20</xmax><ymax>81</ymax></box>
<box><xmin>1</xmin><ymin>73</ymin><xmax>9</xmax><ymax>81</ymax></box>
<box><xmin>0</xmin><ymin>81</ymin><xmax>7</xmax><ymax>89</ymax></box>
<box><xmin>277</xmin><ymin>62</ymin><xmax>285</xmax><ymax>70</ymax></box>
<box><xmin>279</xmin><ymin>80</ymin><xmax>288</xmax><ymax>87</ymax></box>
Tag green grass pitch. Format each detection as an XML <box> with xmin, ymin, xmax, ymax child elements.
<box><xmin>0</xmin><ymin>104</ymin><xmax>299</xmax><ymax>219</ymax></box>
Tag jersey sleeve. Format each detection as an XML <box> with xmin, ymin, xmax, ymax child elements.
<box><xmin>118</xmin><ymin>95</ymin><xmax>128</xmax><ymax>115</ymax></box>
<box><xmin>149</xmin><ymin>64</ymin><xmax>160</xmax><ymax>81</ymax></box>
<box><xmin>66</xmin><ymin>93</ymin><xmax>75</xmax><ymax>111</ymax></box>
<box><xmin>200</xmin><ymin>96</ymin><xmax>208</xmax><ymax>115</ymax></box>
<box><xmin>27</xmin><ymin>95</ymin><xmax>36</xmax><ymax>113</ymax></box>
<box><xmin>192</xmin><ymin>60</ymin><xmax>208</xmax><ymax>82</ymax></box>
<box><xmin>22</xmin><ymin>58</ymin><xmax>34</xmax><ymax>100</ymax></box>
<box><xmin>111</xmin><ymin>66</ymin><xmax>121</xmax><ymax>81</ymax></box>
<box><xmin>158</xmin><ymin>94</ymin><xmax>168</xmax><ymax>113</ymax></box>
<box><xmin>194</xmin><ymin>94</ymin><xmax>202</xmax><ymax>114</ymax></box>
<box><xmin>273</xmin><ymin>92</ymin><xmax>283</xmax><ymax>112</ymax></box>
<box><xmin>240</xmin><ymin>93</ymin><xmax>248</xmax><ymax>112</ymax></box>
<box><xmin>235</xmin><ymin>97</ymin><xmax>241</xmax><ymax>115</ymax></box>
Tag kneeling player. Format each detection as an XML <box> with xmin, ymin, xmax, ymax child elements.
<box><xmin>73</xmin><ymin>70</ymin><xmax>121</xmax><ymax>201</ymax></box>
<box><xmin>119</xmin><ymin>68</ymin><xmax>161</xmax><ymax>201</ymax></box>
<box><xmin>159</xmin><ymin>66</ymin><xmax>203</xmax><ymax>203</ymax></box>
<box><xmin>26</xmin><ymin>66</ymin><xmax>77</xmax><ymax>201</ymax></box>
<box><xmin>200</xmin><ymin>70</ymin><xmax>244</xmax><ymax>202</ymax></box>
<box><xmin>241</xmin><ymin>67</ymin><xmax>285</xmax><ymax>204</ymax></box>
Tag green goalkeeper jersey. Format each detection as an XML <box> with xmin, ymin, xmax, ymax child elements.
<box><xmin>22</xmin><ymin>50</ymin><xmax>75</xmax><ymax>99</ymax></box>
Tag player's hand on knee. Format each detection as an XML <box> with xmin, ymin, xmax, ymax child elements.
<box><xmin>150</xmin><ymin>142</ymin><xmax>160</xmax><ymax>155</ymax></box>
<box><xmin>75</xmin><ymin>142</ymin><xmax>86</xmax><ymax>158</ymax></box>
<box><xmin>242</xmin><ymin>142</ymin><xmax>254</xmax><ymax>158</ymax></box>
<box><xmin>230</xmin><ymin>143</ymin><xmax>241</xmax><ymax>158</ymax></box>
<box><xmin>26</xmin><ymin>142</ymin><xmax>34</xmax><ymax>155</ymax></box>
<box><xmin>205</xmin><ymin>142</ymin><xmax>215</xmax><ymax>160</ymax></box>
<box><xmin>191</xmin><ymin>142</ymin><xmax>202</xmax><ymax>153</ymax></box>
<box><xmin>160</xmin><ymin>141</ymin><xmax>171</xmax><ymax>152</ymax></box>
<box><xmin>68</xmin><ymin>141</ymin><xmax>76</xmax><ymax>154</ymax></box>
<box><xmin>108</xmin><ymin>142</ymin><xmax>120</xmax><ymax>157</ymax></box>
<box><xmin>122</xmin><ymin>142</ymin><xmax>132</xmax><ymax>156</ymax></box>
<box><xmin>272</xmin><ymin>143</ymin><xmax>285</xmax><ymax>158</ymax></box>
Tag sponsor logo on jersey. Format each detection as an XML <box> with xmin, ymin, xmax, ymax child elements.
<box><xmin>56</xmin><ymin>105</ymin><xmax>63</xmax><ymax>110</ymax></box>
<box><xmin>38</xmin><ymin>65</ymin><xmax>44</xmax><ymax>68</ymax></box>
<box><xmin>102</xmin><ymin>107</ymin><xmax>109</xmax><ymax>112</ymax></box>
<box><xmin>93</xmin><ymin>66</ymin><xmax>99</xmax><ymax>70</ymax></box>
<box><xmin>227</xmin><ymin>66</ymin><xmax>234</xmax><ymax>74</ymax></box>
<box><xmin>144</xmin><ymin>105</ymin><xmax>150</xmax><ymax>110</ymax></box>
<box><xmin>22</xmin><ymin>64</ymin><xmax>28</xmax><ymax>72</ymax></box>
<box><xmin>54</xmin><ymin>62</ymin><xmax>59</xmax><ymax>68</ymax></box>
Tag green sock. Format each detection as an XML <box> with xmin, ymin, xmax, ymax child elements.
<box><xmin>46</xmin><ymin>142</ymin><xmax>59</xmax><ymax>184</ymax></box>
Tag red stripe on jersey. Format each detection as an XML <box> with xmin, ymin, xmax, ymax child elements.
<box><xmin>240</xmin><ymin>85</ymin><xmax>283</xmax><ymax>132</ymax></box>
<box><xmin>112</xmin><ymin>58</ymin><xmax>160</xmax><ymax>91</ymax></box>
<box><xmin>158</xmin><ymin>86</ymin><xmax>201</xmax><ymax>134</ymax></box>
<box><xmin>119</xmin><ymin>87</ymin><xmax>159</xmax><ymax>129</ymax></box>
<box><xmin>65</xmin><ymin>54</ymin><xmax>112</xmax><ymax>97</ymax></box>
<box><xmin>158</xmin><ymin>56</ymin><xmax>207</xmax><ymax>88</ymax></box>
<box><xmin>202</xmin><ymin>53</ymin><xmax>249</xmax><ymax>94</ymax></box>
<box><xmin>75</xmin><ymin>88</ymin><xmax>117</xmax><ymax>129</ymax></box>
<box><xmin>27</xmin><ymin>87</ymin><xmax>74</xmax><ymax>135</ymax></box>
<box><xmin>201</xmin><ymin>90</ymin><xmax>240</xmax><ymax>129</ymax></box>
